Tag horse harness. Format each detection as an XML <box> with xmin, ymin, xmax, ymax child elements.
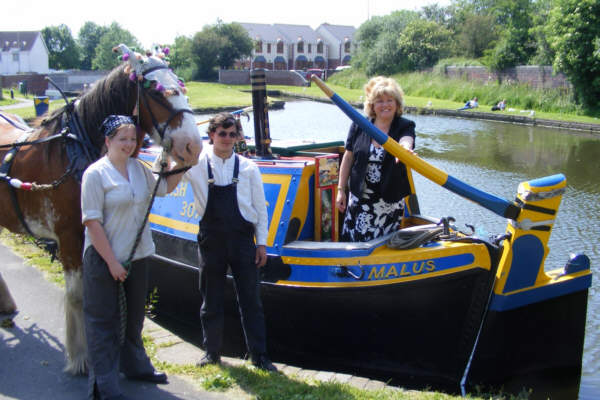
<box><xmin>0</xmin><ymin>104</ymin><xmax>99</xmax><ymax>259</ymax></box>
<box><xmin>0</xmin><ymin>66</ymin><xmax>192</xmax><ymax>261</ymax></box>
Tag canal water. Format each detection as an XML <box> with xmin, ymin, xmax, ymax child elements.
<box><xmin>198</xmin><ymin>100</ymin><xmax>600</xmax><ymax>397</ymax></box>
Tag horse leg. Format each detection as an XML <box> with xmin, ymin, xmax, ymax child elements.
<box><xmin>56</xmin><ymin>225</ymin><xmax>88</xmax><ymax>375</ymax></box>
<box><xmin>63</xmin><ymin>268</ymin><xmax>87</xmax><ymax>375</ymax></box>
<box><xmin>0</xmin><ymin>272</ymin><xmax>17</xmax><ymax>314</ymax></box>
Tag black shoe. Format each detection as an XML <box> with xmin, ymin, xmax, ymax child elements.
<box><xmin>196</xmin><ymin>352</ymin><xmax>220</xmax><ymax>367</ymax></box>
<box><xmin>252</xmin><ymin>354</ymin><xmax>278</xmax><ymax>372</ymax></box>
<box><xmin>128</xmin><ymin>370</ymin><xmax>168</xmax><ymax>384</ymax></box>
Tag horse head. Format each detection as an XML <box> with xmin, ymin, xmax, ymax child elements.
<box><xmin>113</xmin><ymin>43</ymin><xmax>202</xmax><ymax>166</ymax></box>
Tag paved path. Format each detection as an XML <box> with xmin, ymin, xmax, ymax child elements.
<box><xmin>0</xmin><ymin>243</ymin><xmax>227</xmax><ymax>400</ymax></box>
<box><xmin>0</xmin><ymin>98</ymin><xmax>33</xmax><ymax>111</ymax></box>
<box><xmin>0</xmin><ymin>242</ymin><xmax>390</xmax><ymax>399</ymax></box>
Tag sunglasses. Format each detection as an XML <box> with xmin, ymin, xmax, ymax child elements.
<box><xmin>216</xmin><ymin>130</ymin><xmax>238</xmax><ymax>138</ymax></box>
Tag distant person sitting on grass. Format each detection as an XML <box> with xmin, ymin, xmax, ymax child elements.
<box><xmin>457</xmin><ymin>97</ymin><xmax>478</xmax><ymax>111</ymax></box>
<box><xmin>491</xmin><ymin>99</ymin><xmax>507</xmax><ymax>111</ymax></box>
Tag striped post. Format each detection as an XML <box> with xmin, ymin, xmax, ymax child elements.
<box><xmin>250</xmin><ymin>69</ymin><xmax>273</xmax><ymax>158</ymax></box>
<box><xmin>310</xmin><ymin>75</ymin><xmax>520</xmax><ymax>220</ymax></box>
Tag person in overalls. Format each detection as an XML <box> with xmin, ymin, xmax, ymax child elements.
<box><xmin>183</xmin><ymin>112</ymin><xmax>276</xmax><ymax>372</ymax></box>
<box><xmin>81</xmin><ymin>115</ymin><xmax>185</xmax><ymax>399</ymax></box>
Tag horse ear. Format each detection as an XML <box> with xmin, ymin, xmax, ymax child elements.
<box><xmin>113</xmin><ymin>43</ymin><xmax>143</xmax><ymax>74</ymax></box>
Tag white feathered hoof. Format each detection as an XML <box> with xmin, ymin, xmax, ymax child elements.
<box><xmin>63</xmin><ymin>269</ymin><xmax>88</xmax><ymax>375</ymax></box>
<box><xmin>0</xmin><ymin>272</ymin><xmax>17</xmax><ymax>314</ymax></box>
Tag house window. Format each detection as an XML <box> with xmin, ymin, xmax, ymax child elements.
<box><xmin>308</xmin><ymin>44</ymin><xmax>312</xmax><ymax>53</ymax></box>
<box><xmin>267</xmin><ymin>43</ymin><xmax>271</xmax><ymax>53</ymax></box>
<box><xmin>344</xmin><ymin>41</ymin><xmax>351</xmax><ymax>53</ymax></box>
<box><xmin>255</xmin><ymin>41</ymin><xmax>263</xmax><ymax>53</ymax></box>
<box><xmin>277</xmin><ymin>41</ymin><xmax>284</xmax><ymax>53</ymax></box>
<box><xmin>297</xmin><ymin>41</ymin><xmax>304</xmax><ymax>53</ymax></box>
<box><xmin>12</xmin><ymin>53</ymin><xmax>19</xmax><ymax>62</ymax></box>
<box><xmin>317</xmin><ymin>42</ymin><xmax>323</xmax><ymax>54</ymax></box>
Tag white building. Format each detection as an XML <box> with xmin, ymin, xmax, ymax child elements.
<box><xmin>315</xmin><ymin>24</ymin><xmax>355</xmax><ymax>69</ymax></box>
<box><xmin>237</xmin><ymin>22</ymin><xmax>355</xmax><ymax>71</ymax></box>
<box><xmin>0</xmin><ymin>31</ymin><xmax>49</xmax><ymax>75</ymax></box>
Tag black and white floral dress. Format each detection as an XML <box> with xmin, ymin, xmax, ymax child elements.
<box><xmin>341</xmin><ymin>144</ymin><xmax>404</xmax><ymax>242</ymax></box>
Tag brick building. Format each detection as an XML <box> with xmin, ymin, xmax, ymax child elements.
<box><xmin>237</xmin><ymin>23</ymin><xmax>355</xmax><ymax>71</ymax></box>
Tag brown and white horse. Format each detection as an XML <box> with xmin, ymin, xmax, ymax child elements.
<box><xmin>0</xmin><ymin>44</ymin><xmax>202</xmax><ymax>374</ymax></box>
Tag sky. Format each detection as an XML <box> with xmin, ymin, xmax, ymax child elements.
<box><xmin>5</xmin><ymin>0</ymin><xmax>450</xmax><ymax>48</ymax></box>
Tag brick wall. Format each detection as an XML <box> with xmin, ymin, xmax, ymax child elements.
<box><xmin>445</xmin><ymin>65</ymin><xmax>570</xmax><ymax>89</ymax></box>
<box><xmin>1</xmin><ymin>73</ymin><xmax>48</xmax><ymax>95</ymax></box>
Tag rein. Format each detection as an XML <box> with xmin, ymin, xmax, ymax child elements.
<box><xmin>117</xmin><ymin>152</ymin><xmax>168</xmax><ymax>345</ymax></box>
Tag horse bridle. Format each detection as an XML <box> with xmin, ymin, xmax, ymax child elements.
<box><xmin>136</xmin><ymin>65</ymin><xmax>194</xmax><ymax>146</ymax></box>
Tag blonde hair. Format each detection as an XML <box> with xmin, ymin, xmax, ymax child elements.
<box><xmin>363</xmin><ymin>76</ymin><xmax>404</xmax><ymax>119</ymax></box>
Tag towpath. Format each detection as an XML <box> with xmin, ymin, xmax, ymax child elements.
<box><xmin>0</xmin><ymin>242</ymin><xmax>389</xmax><ymax>399</ymax></box>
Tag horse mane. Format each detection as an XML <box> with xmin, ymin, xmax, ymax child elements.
<box><xmin>41</xmin><ymin>63</ymin><xmax>135</xmax><ymax>149</ymax></box>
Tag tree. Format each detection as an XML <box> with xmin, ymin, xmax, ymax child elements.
<box><xmin>354</xmin><ymin>11</ymin><xmax>420</xmax><ymax>72</ymax></box>
<box><xmin>191</xmin><ymin>28</ymin><xmax>225</xmax><ymax>80</ymax></box>
<box><xmin>547</xmin><ymin>0</ymin><xmax>600</xmax><ymax>111</ymax></box>
<box><xmin>167</xmin><ymin>35</ymin><xmax>195</xmax><ymax>81</ymax></box>
<box><xmin>455</xmin><ymin>14</ymin><xmax>497</xmax><ymax>58</ymax></box>
<box><xmin>485</xmin><ymin>0</ymin><xmax>536</xmax><ymax>70</ymax></box>
<box><xmin>92</xmin><ymin>22</ymin><xmax>142</xmax><ymax>70</ymax></box>
<box><xmin>41</xmin><ymin>24</ymin><xmax>81</xmax><ymax>70</ymax></box>
<box><xmin>78</xmin><ymin>22</ymin><xmax>108</xmax><ymax>70</ymax></box>
<box><xmin>529</xmin><ymin>0</ymin><xmax>555</xmax><ymax>65</ymax></box>
<box><xmin>189</xmin><ymin>21</ymin><xmax>253</xmax><ymax>80</ymax></box>
<box><xmin>212</xmin><ymin>21</ymin><xmax>253</xmax><ymax>68</ymax></box>
<box><xmin>397</xmin><ymin>20</ymin><xmax>452</xmax><ymax>71</ymax></box>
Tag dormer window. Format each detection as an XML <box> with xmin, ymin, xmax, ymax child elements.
<box><xmin>297</xmin><ymin>41</ymin><xmax>304</xmax><ymax>53</ymax></box>
<box><xmin>317</xmin><ymin>41</ymin><xmax>323</xmax><ymax>54</ymax></box>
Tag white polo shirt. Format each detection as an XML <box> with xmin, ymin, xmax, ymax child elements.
<box><xmin>81</xmin><ymin>157</ymin><xmax>167</xmax><ymax>262</ymax></box>
<box><xmin>184</xmin><ymin>147</ymin><xmax>269</xmax><ymax>246</ymax></box>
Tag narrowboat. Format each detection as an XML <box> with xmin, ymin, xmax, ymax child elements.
<box><xmin>140</xmin><ymin>71</ymin><xmax>592</xmax><ymax>398</ymax></box>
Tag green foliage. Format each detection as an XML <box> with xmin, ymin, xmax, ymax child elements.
<box><xmin>92</xmin><ymin>22</ymin><xmax>142</xmax><ymax>71</ymax></box>
<box><xmin>397</xmin><ymin>20</ymin><xmax>452</xmax><ymax>72</ymax></box>
<box><xmin>212</xmin><ymin>22</ymin><xmax>253</xmax><ymax>68</ymax></box>
<box><xmin>485</xmin><ymin>0</ymin><xmax>536</xmax><ymax>70</ymax></box>
<box><xmin>455</xmin><ymin>14</ymin><xmax>497</xmax><ymax>58</ymax></box>
<box><xmin>201</xmin><ymin>373</ymin><xmax>234</xmax><ymax>391</ymax></box>
<box><xmin>547</xmin><ymin>0</ymin><xmax>600</xmax><ymax>111</ymax></box>
<box><xmin>78</xmin><ymin>22</ymin><xmax>108</xmax><ymax>70</ymax></box>
<box><xmin>528</xmin><ymin>0</ymin><xmax>555</xmax><ymax>65</ymax></box>
<box><xmin>355</xmin><ymin>11</ymin><xmax>451</xmax><ymax>76</ymax></box>
<box><xmin>41</xmin><ymin>24</ymin><xmax>81</xmax><ymax>70</ymax></box>
<box><xmin>190</xmin><ymin>20</ymin><xmax>252</xmax><ymax>81</ymax></box>
<box><xmin>353</xmin><ymin>11</ymin><xmax>420</xmax><ymax>71</ymax></box>
<box><xmin>167</xmin><ymin>35</ymin><xmax>197</xmax><ymax>82</ymax></box>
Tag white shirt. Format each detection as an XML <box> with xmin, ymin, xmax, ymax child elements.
<box><xmin>81</xmin><ymin>157</ymin><xmax>167</xmax><ymax>262</ymax></box>
<box><xmin>184</xmin><ymin>147</ymin><xmax>268</xmax><ymax>245</ymax></box>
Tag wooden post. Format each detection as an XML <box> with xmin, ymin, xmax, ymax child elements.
<box><xmin>250</xmin><ymin>69</ymin><xmax>273</xmax><ymax>158</ymax></box>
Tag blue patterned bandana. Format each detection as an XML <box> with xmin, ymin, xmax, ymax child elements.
<box><xmin>100</xmin><ymin>115</ymin><xmax>135</xmax><ymax>137</ymax></box>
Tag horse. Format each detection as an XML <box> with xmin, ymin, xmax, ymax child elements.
<box><xmin>0</xmin><ymin>44</ymin><xmax>202</xmax><ymax>374</ymax></box>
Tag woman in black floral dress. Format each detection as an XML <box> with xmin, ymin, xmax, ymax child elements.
<box><xmin>337</xmin><ymin>76</ymin><xmax>416</xmax><ymax>242</ymax></box>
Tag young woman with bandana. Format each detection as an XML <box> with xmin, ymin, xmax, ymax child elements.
<box><xmin>80</xmin><ymin>115</ymin><xmax>185</xmax><ymax>400</ymax></box>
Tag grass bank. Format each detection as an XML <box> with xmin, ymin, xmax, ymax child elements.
<box><xmin>322</xmin><ymin>70</ymin><xmax>599</xmax><ymax>124</ymax></box>
<box><xmin>5</xmin><ymin>76</ymin><xmax>598</xmax><ymax>127</ymax></box>
<box><xmin>0</xmin><ymin>230</ymin><xmax>523</xmax><ymax>399</ymax></box>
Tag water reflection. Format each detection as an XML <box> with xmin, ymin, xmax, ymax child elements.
<box><xmin>197</xmin><ymin>100</ymin><xmax>600</xmax><ymax>396</ymax></box>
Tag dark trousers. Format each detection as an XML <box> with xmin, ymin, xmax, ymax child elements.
<box><xmin>83</xmin><ymin>247</ymin><xmax>154</xmax><ymax>400</ymax></box>
<box><xmin>198</xmin><ymin>230</ymin><xmax>266</xmax><ymax>357</ymax></box>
